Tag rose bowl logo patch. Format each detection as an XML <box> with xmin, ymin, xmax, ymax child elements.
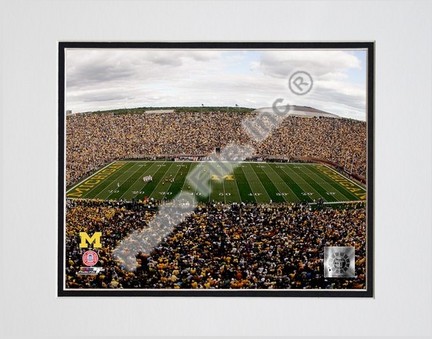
<box><xmin>324</xmin><ymin>246</ymin><xmax>355</xmax><ymax>278</ymax></box>
<box><xmin>82</xmin><ymin>250</ymin><xmax>99</xmax><ymax>267</ymax></box>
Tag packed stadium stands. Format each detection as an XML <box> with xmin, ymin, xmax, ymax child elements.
<box><xmin>66</xmin><ymin>199</ymin><xmax>366</xmax><ymax>289</ymax></box>
<box><xmin>66</xmin><ymin>111</ymin><xmax>366</xmax><ymax>187</ymax></box>
<box><xmin>65</xmin><ymin>109</ymin><xmax>367</xmax><ymax>289</ymax></box>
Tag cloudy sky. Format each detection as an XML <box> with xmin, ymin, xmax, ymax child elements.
<box><xmin>66</xmin><ymin>48</ymin><xmax>367</xmax><ymax>120</ymax></box>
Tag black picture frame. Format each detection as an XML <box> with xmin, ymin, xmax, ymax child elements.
<box><xmin>58</xmin><ymin>41</ymin><xmax>374</xmax><ymax>297</ymax></box>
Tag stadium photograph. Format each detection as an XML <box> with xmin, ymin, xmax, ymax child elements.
<box><xmin>59</xmin><ymin>42</ymin><xmax>373</xmax><ymax>296</ymax></box>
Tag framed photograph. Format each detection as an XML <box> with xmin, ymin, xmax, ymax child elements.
<box><xmin>58</xmin><ymin>42</ymin><xmax>374</xmax><ymax>297</ymax></box>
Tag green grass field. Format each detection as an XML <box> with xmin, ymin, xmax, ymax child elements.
<box><xmin>67</xmin><ymin>161</ymin><xmax>366</xmax><ymax>204</ymax></box>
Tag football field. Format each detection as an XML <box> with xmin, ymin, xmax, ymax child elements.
<box><xmin>67</xmin><ymin>161</ymin><xmax>366</xmax><ymax>204</ymax></box>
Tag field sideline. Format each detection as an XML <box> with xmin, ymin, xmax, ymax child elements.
<box><xmin>66</xmin><ymin>161</ymin><xmax>366</xmax><ymax>204</ymax></box>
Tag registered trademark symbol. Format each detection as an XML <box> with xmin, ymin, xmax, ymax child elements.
<box><xmin>288</xmin><ymin>71</ymin><xmax>313</xmax><ymax>95</ymax></box>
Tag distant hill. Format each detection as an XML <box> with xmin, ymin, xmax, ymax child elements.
<box><xmin>253</xmin><ymin>105</ymin><xmax>339</xmax><ymax>119</ymax></box>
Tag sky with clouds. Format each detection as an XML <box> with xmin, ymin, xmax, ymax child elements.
<box><xmin>66</xmin><ymin>48</ymin><xmax>368</xmax><ymax>120</ymax></box>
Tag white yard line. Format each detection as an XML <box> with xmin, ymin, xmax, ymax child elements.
<box><xmin>232</xmin><ymin>171</ymin><xmax>243</xmax><ymax>203</ymax></box>
<box><xmin>302</xmin><ymin>165</ymin><xmax>351</xmax><ymax>201</ymax></box>
<box><xmin>244</xmin><ymin>163</ymin><xmax>272</xmax><ymax>202</ymax></box>
<box><xmin>139</xmin><ymin>161</ymin><xmax>171</xmax><ymax>199</ymax></box>
<box><xmin>118</xmin><ymin>162</ymin><xmax>159</xmax><ymax>200</ymax></box>
<box><xmin>179</xmin><ymin>162</ymin><xmax>200</xmax><ymax>193</ymax></box>
<box><xmin>280</xmin><ymin>165</ymin><xmax>322</xmax><ymax>199</ymax></box>
<box><xmin>148</xmin><ymin>162</ymin><xmax>181</xmax><ymax>200</ymax></box>
<box><xmin>265</xmin><ymin>164</ymin><xmax>300</xmax><ymax>203</ymax></box>
<box><xmin>101</xmin><ymin>163</ymin><xmax>145</xmax><ymax>200</ymax></box>
<box><xmin>162</xmin><ymin>163</ymin><xmax>188</xmax><ymax>198</ymax></box>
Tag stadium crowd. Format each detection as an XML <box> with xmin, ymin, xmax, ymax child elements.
<box><xmin>66</xmin><ymin>199</ymin><xmax>366</xmax><ymax>289</ymax></box>
<box><xmin>66</xmin><ymin>111</ymin><xmax>366</xmax><ymax>186</ymax></box>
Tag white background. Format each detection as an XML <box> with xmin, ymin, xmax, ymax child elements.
<box><xmin>1</xmin><ymin>0</ymin><xmax>431</xmax><ymax>337</ymax></box>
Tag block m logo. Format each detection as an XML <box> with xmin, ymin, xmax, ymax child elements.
<box><xmin>79</xmin><ymin>232</ymin><xmax>102</xmax><ymax>249</ymax></box>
